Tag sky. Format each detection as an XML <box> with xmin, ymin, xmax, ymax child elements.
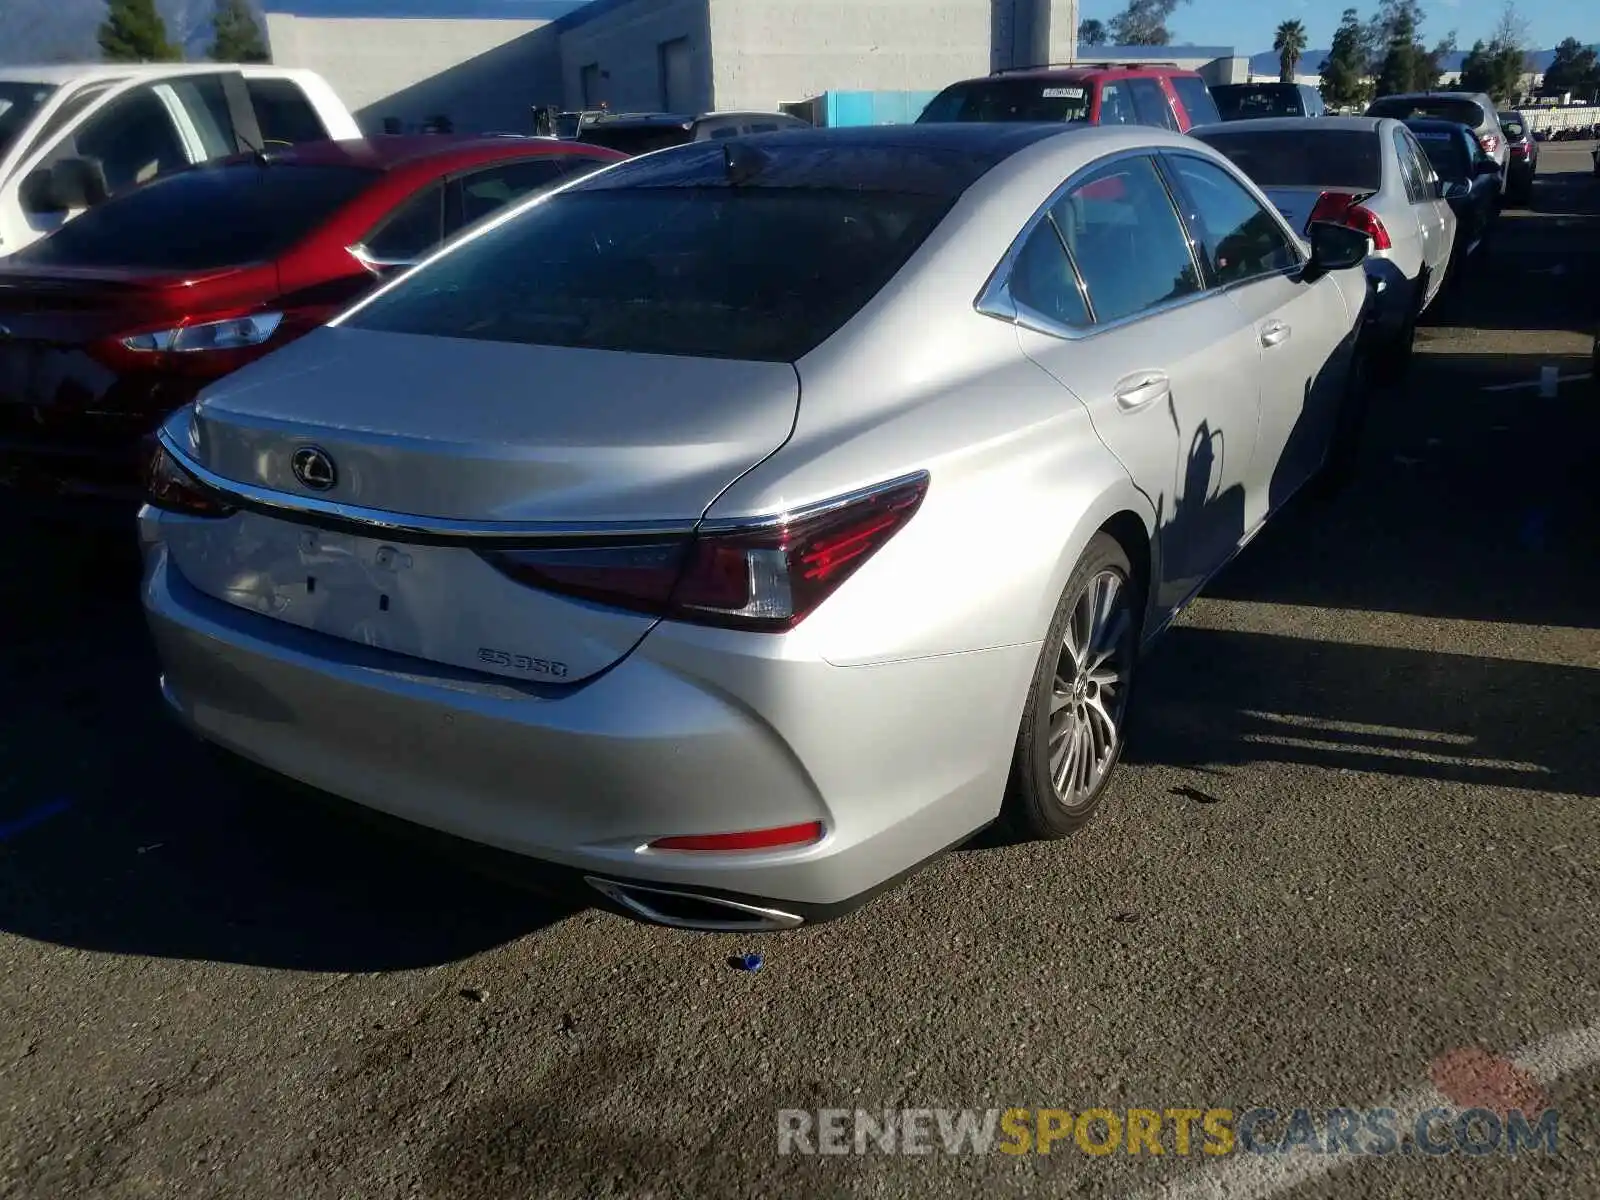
<box><xmin>1076</xmin><ymin>0</ymin><xmax>1593</xmax><ymax>53</ymax></box>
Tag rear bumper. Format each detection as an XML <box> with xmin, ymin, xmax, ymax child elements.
<box><xmin>140</xmin><ymin>527</ymin><xmax>1035</xmax><ymax>918</ymax></box>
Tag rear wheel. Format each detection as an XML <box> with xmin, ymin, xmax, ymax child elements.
<box><xmin>1006</xmin><ymin>534</ymin><xmax>1141</xmax><ymax>838</ymax></box>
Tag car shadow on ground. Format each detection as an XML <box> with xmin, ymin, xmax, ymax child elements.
<box><xmin>0</xmin><ymin>510</ymin><xmax>577</xmax><ymax>972</ymax></box>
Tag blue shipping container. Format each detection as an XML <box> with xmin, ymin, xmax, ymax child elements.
<box><xmin>819</xmin><ymin>90</ymin><xmax>940</xmax><ymax>127</ymax></box>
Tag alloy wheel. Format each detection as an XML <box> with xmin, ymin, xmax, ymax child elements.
<box><xmin>1046</xmin><ymin>568</ymin><xmax>1134</xmax><ymax>809</ymax></box>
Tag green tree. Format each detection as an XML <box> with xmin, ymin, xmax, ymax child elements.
<box><xmin>98</xmin><ymin>0</ymin><xmax>180</xmax><ymax>61</ymax></box>
<box><xmin>209</xmin><ymin>0</ymin><xmax>268</xmax><ymax>61</ymax></box>
<box><xmin>1373</xmin><ymin>2</ymin><xmax>1421</xmax><ymax>96</ymax></box>
<box><xmin>1078</xmin><ymin>18</ymin><xmax>1108</xmax><ymax>46</ymax></box>
<box><xmin>1273</xmin><ymin>18</ymin><xmax>1308</xmax><ymax>82</ymax></box>
<box><xmin>1108</xmin><ymin>0</ymin><xmax>1188</xmax><ymax>46</ymax></box>
<box><xmin>1459</xmin><ymin>5</ymin><xmax>1528</xmax><ymax>103</ymax></box>
<box><xmin>1319</xmin><ymin>8</ymin><xmax>1372</xmax><ymax>108</ymax></box>
<box><xmin>1541</xmin><ymin>36</ymin><xmax>1599</xmax><ymax>98</ymax></box>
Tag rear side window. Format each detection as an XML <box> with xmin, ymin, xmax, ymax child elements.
<box><xmin>1051</xmin><ymin>155</ymin><xmax>1199</xmax><ymax>323</ymax></box>
<box><xmin>917</xmin><ymin>79</ymin><xmax>1090</xmax><ymax>124</ymax></box>
<box><xmin>363</xmin><ymin>182</ymin><xmax>445</xmax><ymax>261</ymax></box>
<box><xmin>1192</xmin><ymin>129</ymin><xmax>1382</xmax><ymax>191</ymax></box>
<box><xmin>1170</xmin><ymin>76</ymin><xmax>1221</xmax><ymax>126</ymax></box>
<box><xmin>1369</xmin><ymin>97</ymin><xmax>1485</xmax><ymax>128</ymax></box>
<box><xmin>14</xmin><ymin>162</ymin><xmax>377</xmax><ymax>269</ymax></box>
<box><xmin>1007</xmin><ymin>218</ymin><xmax>1091</xmax><ymax>329</ymax></box>
<box><xmin>452</xmin><ymin>157</ymin><xmax>576</xmax><ymax>230</ymax></box>
<box><xmin>1125</xmin><ymin>77</ymin><xmax>1179</xmax><ymax>130</ymax></box>
<box><xmin>246</xmin><ymin>79</ymin><xmax>328</xmax><ymax>145</ymax></box>
<box><xmin>345</xmin><ymin>186</ymin><xmax>954</xmax><ymax>361</ymax></box>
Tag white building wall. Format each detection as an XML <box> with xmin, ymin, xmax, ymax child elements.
<box><xmin>264</xmin><ymin>13</ymin><xmax>560</xmax><ymax>134</ymax></box>
<box><xmin>558</xmin><ymin>0</ymin><xmax>713</xmax><ymax>113</ymax></box>
<box><xmin>706</xmin><ymin>0</ymin><xmax>995</xmax><ymax>112</ymax></box>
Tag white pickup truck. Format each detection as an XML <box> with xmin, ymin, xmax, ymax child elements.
<box><xmin>0</xmin><ymin>63</ymin><xmax>360</xmax><ymax>259</ymax></box>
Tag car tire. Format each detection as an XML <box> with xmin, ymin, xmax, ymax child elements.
<box><xmin>1006</xmin><ymin>532</ymin><xmax>1142</xmax><ymax>839</ymax></box>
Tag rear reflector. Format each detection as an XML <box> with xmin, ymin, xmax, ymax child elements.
<box><xmin>1306</xmin><ymin>191</ymin><xmax>1391</xmax><ymax>251</ymax></box>
<box><xmin>1478</xmin><ymin>133</ymin><xmax>1500</xmax><ymax>155</ymax></box>
<box><xmin>480</xmin><ymin>472</ymin><xmax>928</xmax><ymax>632</ymax></box>
<box><xmin>649</xmin><ymin>821</ymin><xmax>825</xmax><ymax>853</ymax></box>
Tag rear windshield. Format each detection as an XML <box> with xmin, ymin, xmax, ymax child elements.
<box><xmin>1410</xmin><ymin>128</ymin><xmax>1469</xmax><ymax>179</ymax></box>
<box><xmin>917</xmin><ymin>78</ymin><xmax>1090</xmax><ymax>124</ymax></box>
<box><xmin>1369</xmin><ymin>96</ymin><xmax>1486</xmax><ymax>128</ymax></box>
<box><xmin>14</xmin><ymin>162</ymin><xmax>379</xmax><ymax>270</ymax></box>
<box><xmin>344</xmin><ymin>187</ymin><xmax>952</xmax><ymax>362</ymax></box>
<box><xmin>1191</xmin><ymin>128</ymin><xmax>1382</xmax><ymax>189</ymax></box>
<box><xmin>0</xmin><ymin>81</ymin><xmax>58</xmax><ymax>160</ymax></box>
<box><xmin>1170</xmin><ymin>76</ymin><xmax>1222</xmax><ymax>126</ymax></box>
<box><xmin>578</xmin><ymin>124</ymin><xmax>693</xmax><ymax>154</ymax></box>
<box><xmin>1498</xmin><ymin>114</ymin><xmax>1526</xmax><ymax>138</ymax></box>
<box><xmin>1212</xmin><ymin>85</ymin><xmax>1308</xmax><ymax>120</ymax></box>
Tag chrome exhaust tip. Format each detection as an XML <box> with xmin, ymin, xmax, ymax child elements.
<box><xmin>584</xmin><ymin>877</ymin><xmax>803</xmax><ymax>932</ymax></box>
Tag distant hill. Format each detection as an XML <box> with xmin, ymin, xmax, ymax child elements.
<box><xmin>0</xmin><ymin>0</ymin><xmax>587</xmax><ymax>66</ymax></box>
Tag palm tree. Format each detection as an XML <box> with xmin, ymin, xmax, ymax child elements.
<box><xmin>1274</xmin><ymin>19</ymin><xmax>1309</xmax><ymax>83</ymax></box>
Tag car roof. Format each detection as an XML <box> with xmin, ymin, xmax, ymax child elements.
<box><xmin>577</xmin><ymin>122</ymin><xmax>1095</xmax><ymax>195</ymax></box>
<box><xmin>974</xmin><ymin>62</ymin><xmax>1200</xmax><ymax>84</ymax></box>
<box><xmin>244</xmin><ymin>135</ymin><xmax>610</xmax><ymax>171</ymax></box>
<box><xmin>1192</xmin><ymin>115</ymin><xmax>1383</xmax><ymax>135</ymax></box>
<box><xmin>0</xmin><ymin>63</ymin><xmax>321</xmax><ymax>88</ymax></box>
<box><xmin>1376</xmin><ymin>91</ymin><xmax>1490</xmax><ymax>103</ymax></box>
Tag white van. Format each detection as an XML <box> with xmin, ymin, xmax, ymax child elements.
<box><xmin>0</xmin><ymin>64</ymin><xmax>360</xmax><ymax>258</ymax></box>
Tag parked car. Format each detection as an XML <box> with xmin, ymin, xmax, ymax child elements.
<box><xmin>573</xmin><ymin>110</ymin><xmax>810</xmax><ymax>154</ymax></box>
<box><xmin>1402</xmin><ymin>118</ymin><xmax>1500</xmax><ymax>282</ymax></box>
<box><xmin>138</xmin><ymin>123</ymin><xmax>1373</xmax><ymax>931</ymax></box>
<box><xmin>1210</xmin><ymin>82</ymin><xmax>1327</xmax><ymax>120</ymax></box>
<box><xmin>917</xmin><ymin>62</ymin><xmax>1222</xmax><ymax>131</ymax></box>
<box><xmin>0</xmin><ymin>64</ymin><xmax>359</xmax><ymax>259</ymax></box>
<box><xmin>1190</xmin><ymin>116</ymin><xmax>1455</xmax><ymax>378</ymax></box>
<box><xmin>1365</xmin><ymin>92</ymin><xmax>1509</xmax><ymax>193</ymax></box>
<box><xmin>1497</xmin><ymin>110</ymin><xmax>1537</xmax><ymax>205</ymax></box>
<box><xmin>0</xmin><ymin>135</ymin><xmax>623</xmax><ymax>501</ymax></box>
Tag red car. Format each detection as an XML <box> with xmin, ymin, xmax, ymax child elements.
<box><xmin>917</xmin><ymin>62</ymin><xmax>1222</xmax><ymax>132</ymax></box>
<box><xmin>0</xmin><ymin>134</ymin><xmax>624</xmax><ymax>500</ymax></box>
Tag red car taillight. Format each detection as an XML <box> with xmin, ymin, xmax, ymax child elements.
<box><xmin>648</xmin><ymin>822</ymin><xmax>825</xmax><ymax>853</ymax></box>
<box><xmin>1478</xmin><ymin>133</ymin><xmax>1501</xmax><ymax>155</ymax></box>
<box><xmin>1306</xmin><ymin>192</ymin><xmax>1392</xmax><ymax>251</ymax></box>
<box><xmin>1510</xmin><ymin>142</ymin><xmax>1530</xmax><ymax>159</ymax></box>
<box><xmin>480</xmin><ymin>473</ymin><xmax>929</xmax><ymax>632</ymax></box>
<box><xmin>142</xmin><ymin>441</ymin><xmax>236</xmax><ymax>518</ymax></box>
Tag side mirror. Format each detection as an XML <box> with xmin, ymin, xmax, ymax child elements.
<box><xmin>1304</xmin><ymin>220</ymin><xmax>1371</xmax><ymax>279</ymax></box>
<box><xmin>1474</xmin><ymin>158</ymin><xmax>1502</xmax><ymax>176</ymax></box>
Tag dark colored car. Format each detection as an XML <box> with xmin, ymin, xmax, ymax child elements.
<box><xmin>1211</xmin><ymin>82</ymin><xmax>1327</xmax><ymax>120</ymax></box>
<box><xmin>1497</xmin><ymin>110</ymin><xmax>1537</xmax><ymax>205</ymax></box>
<box><xmin>0</xmin><ymin>135</ymin><xmax>623</xmax><ymax>501</ymax></box>
<box><xmin>916</xmin><ymin>62</ymin><xmax>1222</xmax><ymax>131</ymax></box>
<box><xmin>1403</xmin><ymin>118</ymin><xmax>1500</xmax><ymax>279</ymax></box>
<box><xmin>573</xmin><ymin>110</ymin><xmax>810</xmax><ymax>154</ymax></box>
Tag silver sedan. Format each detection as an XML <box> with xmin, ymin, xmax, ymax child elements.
<box><xmin>139</xmin><ymin>123</ymin><xmax>1373</xmax><ymax>931</ymax></box>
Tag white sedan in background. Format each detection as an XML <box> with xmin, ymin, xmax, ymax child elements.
<box><xmin>1191</xmin><ymin>116</ymin><xmax>1457</xmax><ymax>378</ymax></box>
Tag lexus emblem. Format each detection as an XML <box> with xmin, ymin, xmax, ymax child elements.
<box><xmin>291</xmin><ymin>445</ymin><xmax>337</xmax><ymax>492</ymax></box>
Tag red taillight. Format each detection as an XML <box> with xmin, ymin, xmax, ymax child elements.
<box><xmin>1306</xmin><ymin>191</ymin><xmax>1390</xmax><ymax>251</ymax></box>
<box><xmin>648</xmin><ymin>821</ymin><xmax>825</xmax><ymax>853</ymax></box>
<box><xmin>481</xmin><ymin>473</ymin><xmax>929</xmax><ymax>632</ymax></box>
<box><xmin>142</xmin><ymin>442</ymin><xmax>235</xmax><ymax>518</ymax></box>
<box><xmin>1478</xmin><ymin>133</ymin><xmax>1500</xmax><ymax>155</ymax></box>
<box><xmin>1510</xmin><ymin>143</ymin><xmax>1530</xmax><ymax>159</ymax></box>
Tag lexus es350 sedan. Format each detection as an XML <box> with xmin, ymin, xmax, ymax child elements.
<box><xmin>139</xmin><ymin>124</ymin><xmax>1374</xmax><ymax>931</ymax></box>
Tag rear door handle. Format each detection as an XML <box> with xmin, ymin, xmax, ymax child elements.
<box><xmin>1260</xmin><ymin>320</ymin><xmax>1291</xmax><ymax>348</ymax></box>
<box><xmin>1112</xmin><ymin>371</ymin><xmax>1171</xmax><ymax>412</ymax></box>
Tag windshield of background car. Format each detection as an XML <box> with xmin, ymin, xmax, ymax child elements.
<box><xmin>917</xmin><ymin>78</ymin><xmax>1090</xmax><ymax>123</ymax></box>
<box><xmin>0</xmin><ymin>81</ymin><xmax>59</xmax><ymax>160</ymax></box>
<box><xmin>1212</xmin><ymin>85</ymin><xmax>1304</xmax><ymax>119</ymax></box>
<box><xmin>13</xmin><ymin>161</ymin><xmax>381</xmax><ymax>270</ymax></box>
<box><xmin>1409</xmin><ymin>128</ymin><xmax>1470</xmax><ymax>180</ymax></box>
<box><xmin>1192</xmin><ymin>128</ymin><xmax>1382</xmax><ymax>189</ymax></box>
<box><xmin>1369</xmin><ymin>96</ymin><xmax>1486</xmax><ymax>128</ymax></box>
<box><xmin>343</xmin><ymin>143</ymin><xmax>969</xmax><ymax>362</ymax></box>
<box><xmin>578</xmin><ymin>124</ymin><xmax>693</xmax><ymax>154</ymax></box>
<box><xmin>1499</xmin><ymin>114</ymin><xmax>1526</xmax><ymax>139</ymax></box>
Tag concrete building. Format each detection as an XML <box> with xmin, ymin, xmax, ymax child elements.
<box><xmin>265</xmin><ymin>0</ymin><xmax>1080</xmax><ymax>135</ymax></box>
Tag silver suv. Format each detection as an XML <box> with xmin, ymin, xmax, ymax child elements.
<box><xmin>1365</xmin><ymin>92</ymin><xmax>1509</xmax><ymax>190</ymax></box>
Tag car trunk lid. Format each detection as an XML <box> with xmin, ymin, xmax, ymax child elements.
<box><xmin>159</xmin><ymin>325</ymin><xmax>801</xmax><ymax>683</ymax></box>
